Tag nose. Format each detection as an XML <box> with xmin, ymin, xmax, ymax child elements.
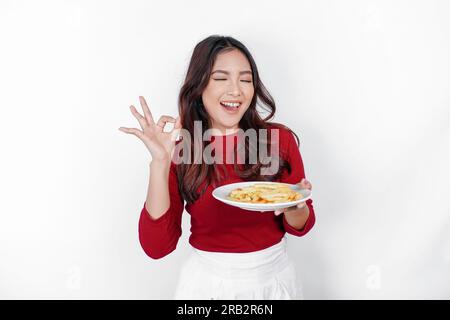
<box><xmin>227</xmin><ymin>79</ymin><xmax>242</xmax><ymax>96</ymax></box>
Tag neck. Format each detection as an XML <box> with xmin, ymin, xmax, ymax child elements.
<box><xmin>209</xmin><ymin>127</ymin><xmax>240</xmax><ymax>136</ymax></box>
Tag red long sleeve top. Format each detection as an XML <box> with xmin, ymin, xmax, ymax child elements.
<box><xmin>138</xmin><ymin>127</ymin><xmax>316</xmax><ymax>259</ymax></box>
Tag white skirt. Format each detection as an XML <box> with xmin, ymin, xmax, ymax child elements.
<box><xmin>174</xmin><ymin>237</ymin><xmax>303</xmax><ymax>300</ymax></box>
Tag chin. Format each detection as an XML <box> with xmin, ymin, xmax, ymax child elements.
<box><xmin>222</xmin><ymin>122</ymin><xmax>239</xmax><ymax>128</ymax></box>
<box><xmin>221</xmin><ymin>122</ymin><xmax>240</xmax><ymax>129</ymax></box>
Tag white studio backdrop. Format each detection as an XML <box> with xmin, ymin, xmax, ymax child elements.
<box><xmin>0</xmin><ymin>0</ymin><xmax>449</xmax><ymax>299</ymax></box>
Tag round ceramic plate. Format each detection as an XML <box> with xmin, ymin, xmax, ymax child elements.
<box><xmin>212</xmin><ymin>181</ymin><xmax>311</xmax><ymax>212</ymax></box>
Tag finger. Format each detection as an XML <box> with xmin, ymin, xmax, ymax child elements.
<box><xmin>284</xmin><ymin>205</ymin><xmax>300</xmax><ymax>212</ymax></box>
<box><xmin>129</xmin><ymin>105</ymin><xmax>148</xmax><ymax>130</ymax></box>
<box><xmin>118</xmin><ymin>127</ymin><xmax>144</xmax><ymax>139</ymax></box>
<box><xmin>274</xmin><ymin>210</ymin><xmax>283</xmax><ymax>216</ymax></box>
<box><xmin>170</xmin><ymin>117</ymin><xmax>182</xmax><ymax>141</ymax></box>
<box><xmin>303</xmin><ymin>180</ymin><xmax>312</xmax><ymax>190</ymax></box>
<box><xmin>274</xmin><ymin>205</ymin><xmax>297</xmax><ymax>216</ymax></box>
<box><xmin>173</xmin><ymin>116</ymin><xmax>182</xmax><ymax>130</ymax></box>
<box><xmin>156</xmin><ymin>115</ymin><xmax>176</xmax><ymax>130</ymax></box>
<box><xmin>297</xmin><ymin>202</ymin><xmax>307</xmax><ymax>209</ymax></box>
<box><xmin>139</xmin><ymin>96</ymin><xmax>155</xmax><ymax>125</ymax></box>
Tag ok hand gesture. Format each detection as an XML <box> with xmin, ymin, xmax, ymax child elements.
<box><xmin>119</xmin><ymin>96</ymin><xmax>182</xmax><ymax>163</ymax></box>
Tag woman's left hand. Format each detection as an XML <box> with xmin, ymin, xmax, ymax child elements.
<box><xmin>274</xmin><ymin>178</ymin><xmax>312</xmax><ymax>216</ymax></box>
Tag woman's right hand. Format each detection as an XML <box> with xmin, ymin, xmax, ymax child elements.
<box><xmin>119</xmin><ymin>96</ymin><xmax>182</xmax><ymax>163</ymax></box>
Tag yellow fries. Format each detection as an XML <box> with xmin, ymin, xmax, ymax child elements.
<box><xmin>226</xmin><ymin>183</ymin><xmax>303</xmax><ymax>204</ymax></box>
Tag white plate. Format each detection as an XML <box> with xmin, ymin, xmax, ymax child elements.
<box><xmin>212</xmin><ymin>181</ymin><xmax>311</xmax><ymax>212</ymax></box>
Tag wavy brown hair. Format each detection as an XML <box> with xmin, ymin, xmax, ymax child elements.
<box><xmin>177</xmin><ymin>35</ymin><xmax>299</xmax><ymax>204</ymax></box>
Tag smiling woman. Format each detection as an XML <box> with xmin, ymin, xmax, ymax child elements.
<box><xmin>177</xmin><ymin>36</ymin><xmax>298</xmax><ymax>205</ymax></box>
<box><xmin>120</xmin><ymin>35</ymin><xmax>316</xmax><ymax>300</ymax></box>
<box><xmin>205</xmin><ymin>56</ymin><xmax>254</xmax><ymax>119</ymax></box>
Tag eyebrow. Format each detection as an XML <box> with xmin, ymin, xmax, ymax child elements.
<box><xmin>211</xmin><ymin>69</ymin><xmax>253</xmax><ymax>76</ymax></box>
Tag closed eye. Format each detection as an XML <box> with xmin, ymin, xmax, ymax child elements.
<box><xmin>213</xmin><ymin>79</ymin><xmax>252</xmax><ymax>83</ymax></box>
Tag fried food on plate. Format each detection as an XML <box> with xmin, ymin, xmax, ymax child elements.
<box><xmin>226</xmin><ymin>183</ymin><xmax>302</xmax><ymax>204</ymax></box>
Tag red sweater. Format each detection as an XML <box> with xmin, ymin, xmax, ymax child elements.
<box><xmin>138</xmin><ymin>127</ymin><xmax>316</xmax><ymax>259</ymax></box>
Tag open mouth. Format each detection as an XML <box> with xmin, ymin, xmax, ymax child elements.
<box><xmin>220</xmin><ymin>101</ymin><xmax>242</xmax><ymax>111</ymax></box>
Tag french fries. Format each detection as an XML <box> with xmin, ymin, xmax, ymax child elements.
<box><xmin>227</xmin><ymin>183</ymin><xmax>303</xmax><ymax>203</ymax></box>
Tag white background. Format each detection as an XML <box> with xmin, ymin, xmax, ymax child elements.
<box><xmin>0</xmin><ymin>0</ymin><xmax>449</xmax><ymax>299</ymax></box>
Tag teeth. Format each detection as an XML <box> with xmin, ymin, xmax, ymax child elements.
<box><xmin>221</xmin><ymin>102</ymin><xmax>241</xmax><ymax>108</ymax></box>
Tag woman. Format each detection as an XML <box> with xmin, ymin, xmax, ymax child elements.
<box><xmin>119</xmin><ymin>35</ymin><xmax>315</xmax><ymax>300</ymax></box>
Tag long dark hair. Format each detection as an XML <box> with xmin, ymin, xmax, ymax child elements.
<box><xmin>177</xmin><ymin>35</ymin><xmax>299</xmax><ymax>204</ymax></box>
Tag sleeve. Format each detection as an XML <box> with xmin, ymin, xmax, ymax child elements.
<box><xmin>279</xmin><ymin>129</ymin><xmax>316</xmax><ymax>237</ymax></box>
<box><xmin>138</xmin><ymin>162</ymin><xmax>184</xmax><ymax>259</ymax></box>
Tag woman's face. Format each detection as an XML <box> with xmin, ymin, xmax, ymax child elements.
<box><xmin>202</xmin><ymin>49</ymin><xmax>254</xmax><ymax>135</ymax></box>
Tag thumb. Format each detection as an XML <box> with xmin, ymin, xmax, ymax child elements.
<box><xmin>298</xmin><ymin>178</ymin><xmax>311</xmax><ymax>190</ymax></box>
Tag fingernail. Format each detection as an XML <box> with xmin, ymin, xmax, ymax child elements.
<box><xmin>274</xmin><ymin>210</ymin><xmax>281</xmax><ymax>215</ymax></box>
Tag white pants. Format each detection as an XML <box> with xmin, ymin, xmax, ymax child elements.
<box><xmin>174</xmin><ymin>237</ymin><xmax>303</xmax><ymax>300</ymax></box>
